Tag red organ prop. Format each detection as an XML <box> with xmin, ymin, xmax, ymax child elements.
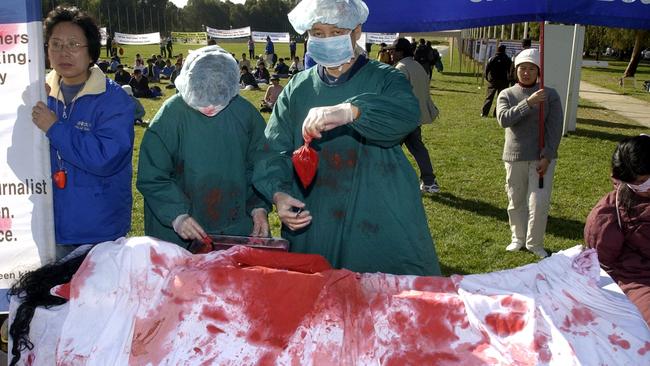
<box><xmin>10</xmin><ymin>237</ymin><xmax>650</xmax><ymax>365</ymax></box>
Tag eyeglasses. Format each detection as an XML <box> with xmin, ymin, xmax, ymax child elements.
<box><xmin>48</xmin><ymin>40</ymin><xmax>88</xmax><ymax>53</ymax></box>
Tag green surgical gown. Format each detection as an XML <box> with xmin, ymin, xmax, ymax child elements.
<box><xmin>137</xmin><ymin>95</ymin><xmax>269</xmax><ymax>248</ymax></box>
<box><xmin>253</xmin><ymin>60</ymin><xmax>441</xmax><ymax>275</ymax></box>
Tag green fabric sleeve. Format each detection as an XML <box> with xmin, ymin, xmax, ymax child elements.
<box><xmin>253</xmin><ymin>86</ymin><xmax>297</xmax><ymax>202</ymax></box>
<box><xmin>346</xmin><ymin>70</ymin><xmax>420</xmax><ymax>148</ymax></box>
<box><xmin>246</xmin><ymin>109</ymin><xmax>273</xmax><ymax>214</ymax></box>
<box><xmin>136</xmin><ymin>106</ymin><xmax>190</xmax><ymax>228</ymax></box>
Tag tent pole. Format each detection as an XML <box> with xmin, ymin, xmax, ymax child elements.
<box><xmin>563</xmin><ymin>24</ymin><xmax>580</xmax><ymax>136</ymax></box>
<box><xmin>524</xmin><ymin>22</ymin><xmax>529</xmax><ymax>39</ymax></box>
<box><xmin>538</xmin><ymin>21</ymin><xmax>545</xmax><ymax>189</ymax></box>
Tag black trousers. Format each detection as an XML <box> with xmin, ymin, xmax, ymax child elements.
<box><xmin>482</xmin><ymin>82</ymin><xmax>508</xmax><ymax>117</ymax></box>
<box><xmin>404</xmin><ymin>126</ymin><xmax>436</xmax><ymax>185</ymax></box>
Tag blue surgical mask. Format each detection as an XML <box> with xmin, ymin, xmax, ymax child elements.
<box><xmin>307</xmin><ymin>33</ymin><xmax>354</xmax><ymax>68</ymax></box>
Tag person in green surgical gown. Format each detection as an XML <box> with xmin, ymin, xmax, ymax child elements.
<box><xmin>253</xmin><ymin>0</ymin><xmax>441</xmax><ymax>275</ymax></box>
<box><xmin>137</xmin><ymin>46</ymin><xmax>270</xmax><ymax>248</ymax></box>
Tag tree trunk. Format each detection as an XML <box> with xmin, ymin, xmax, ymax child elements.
<box><xmin>623</xmin><ymin>31</ymin><xmax>643</xmax><ymax>78</ymax></box>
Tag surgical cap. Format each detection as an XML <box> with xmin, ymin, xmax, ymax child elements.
<box><xmin>175</xmin><ymin>45</ymin><xmax>239</xmax><ymax>112</ymax></box>
<box><xmin>288</xmin><ymin>0</ymin><xmax>369</xmax><ymax>34</ymax></box>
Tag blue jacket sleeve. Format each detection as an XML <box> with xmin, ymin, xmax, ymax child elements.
<box><xmin>47</xmin><ymin>89</ymin><xmax>135</xmax><ymax>177</ymax></box>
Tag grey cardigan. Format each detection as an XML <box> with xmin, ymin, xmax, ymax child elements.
<box><xmin>496</xmin><ymin>84</ymin><xmax>563</xmax><ymax>162</ymax></box>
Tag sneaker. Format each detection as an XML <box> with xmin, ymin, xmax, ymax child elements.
<box><xmin>505</xmin><ymin>242</ymin><xmax>524</xmax><ymax>251</ymax></box>
<box><xmin>528</xmin><ymin>247</ymin><xmax>549</xmax><ymax>258</ymax></box>
<box><xmin>420</xmin><ymin>180</ymin><xmax>440</xmax><ymax>193</ymax></box>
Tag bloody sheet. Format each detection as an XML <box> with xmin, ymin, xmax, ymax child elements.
<box><xmin>11</xmin><ymin>237</ymin><xmax>650</xmax><ymax>365</ymax></box>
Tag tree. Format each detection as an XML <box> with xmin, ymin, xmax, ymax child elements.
<box><xmin>623</xmin><ymin>30</ymin><xmax>648</xmax><ymax>78</ymax></box>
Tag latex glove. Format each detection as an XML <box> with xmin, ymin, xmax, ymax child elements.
<box><xmin>273</xmin><ymin>192</ymin><xmax>311</xmax><ymax>231</ymax></box>
<box><xmin>172</xmin><ymin>214</ymin><xmax>207</xmax><ymax>241</ymax></box>
<box><xmin>250</xmin><ymin>208</ymin><xmax>270</xmax><ymax>237</ymax></box>
<box><xmin>302</xmin><ymin>103</ymin><xmax>358</xmax><ymax>140</ymax></box>
<box><xmin>536</xmin><ymin>157</ymin><xmax>550</xmax><ymax>176</ymax></box>
<box><xmin>526</xmin><ymin>89</ymin><xmax>546</xmax><ymax>107</ymax></box>
<box><xmin>31</xmin><ymin>101</ymin><xmax>57</xmax><ymax>133</ymax></box>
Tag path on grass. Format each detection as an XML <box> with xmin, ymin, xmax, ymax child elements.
<box><xmin>579</xmin><ymin>81</ymin><xmax>650</xmax><ymax>128</ymax></box>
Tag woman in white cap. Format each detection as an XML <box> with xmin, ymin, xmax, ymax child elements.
<box><xmin>253</xmin><ymin>0</ymin><xmax>440</xmax><ymax>275</ymax></box>
<box><xmin>137</xmin><ymin>46</ymin><xmax>270</xmax><ymax>247</ymax></box>
<box><xmin>496</xmin><ymin>48</ymin><xmax>563</xmax><ymax>258</ymax></box>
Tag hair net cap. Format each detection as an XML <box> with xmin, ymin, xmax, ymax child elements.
<box><xmin>515</xmin><ymin>48</ymin><xmax>540</xmax><ymax>69</ymax></box>
<box><xmin>288</xmin><ymin>0</ymin><xmax>369</xmax><ymax>34</ymax></box>
<box><xmin>175</xmin><ymin>45</ymin><xmax>240</xmax><ymax>112</ymax></box>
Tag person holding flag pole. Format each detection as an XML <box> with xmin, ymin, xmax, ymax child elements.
<box><xmin>496</xmin><ymin>24</ymin><xmax>563</xmax><ymax>259</ymax></box>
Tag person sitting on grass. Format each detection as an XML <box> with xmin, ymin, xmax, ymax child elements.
<box><xmin>129</xmin><ymin>69</ymin><xmax>152</xmax><ymax>98</ymax></box>
<box><xmin>289</xmin><ymin>56</ymin><xmax>304</xmax><ymax>75</ymax></box>
<box><xmin>260</xmin><ymin>75</ymin><xmax>283</xmax><ymax>112</ymax></box>
<box><xmin>584</xmin><ymin>134</ymin><xmax>650</xmax><ymax>327</ymax></box>
<box><xmin>254</xmin><ymin>60</ymin><xmax>270</xmax><ymax>85</ymax></box>
<box><xmin>274</xmin><ymin>58</ymin><xmax>290</xmax><ymax>78</ymax></box>
<box><xmin>160</xmin><ymin>59</ymin><xmax>174</xmax><ymax>80</ymax></box>
<box><xmin>240</xmin><ymin>65</ymin><xmax>260</xmax><ymax>90</ymax></box>
<box><xmin>114</xmin><ymin>64</ymin><xmax>131</xmax><ymax>86</ymax></box>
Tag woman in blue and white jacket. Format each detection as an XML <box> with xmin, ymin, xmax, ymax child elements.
<box><xmin>31</xmin><ymin>6</ymin><xmax>134</xmax><ymax>259</ymax></box>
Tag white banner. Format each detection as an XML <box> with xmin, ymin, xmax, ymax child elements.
<box><xmin>114</xmin><ymin>31</ymin><xmax>161</xmax><ymax>45</ymax></box>
<box><xmin>0</xmin><ymin>7</ymin><xmax>55</xmax><ymax>312</ymax></box>
<box><xmin>100</xmin><ymin>26</ymin><xmax>107</xmax><ymax>46</ymax></box>
<box><xmin>364</xmin><ymin>32</ymin><xmax>399</xmax><ymax>45</ymax></box>
<box><xmin>171</xmin><ymin>31</ymin><xmax>207</xmax><ymax>45</ymax></box>
<box><xmin>207</xmin><ymin>26</ymin><xmax>251</xmax><ymax>39</ymax></box>
<box><xmin>252</xmin><ymin>31</ymin><xmax>290</xmax><ymax>43</ymax></box>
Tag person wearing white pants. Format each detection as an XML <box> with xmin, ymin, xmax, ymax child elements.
<box><xmin>504</xmin><ymin>160</ymin><xmax>556</xmax><ymax>257</ymax></box>
<box><xmin>496</xmin><ymin>49</ymin><xmax>563</xmax><ymax>258</ymax></box>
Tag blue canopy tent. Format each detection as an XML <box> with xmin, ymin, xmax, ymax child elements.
<box><xmin>363</xmin><ymin>0</ymin><xmax>650</xmax><ymax>32</ymax></box>
<box><xmin>363</xmin><ymin>0</ymin><xmax>650</xmax><ymax>187</ymax></box>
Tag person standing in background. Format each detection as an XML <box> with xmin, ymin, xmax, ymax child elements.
<box><xmin>482</xmin><ymin>45</ymin><xmax>512</xmax><ymax>118</ymax></box>
<box><xmin>496</xmin><ymin>49</ymin><xmax>563</xmax><ymax>258</ymax></box>
<box><xmin>390</xmin><ymin>38</ymin><xmax>441</xmax><ymax>193</ymax></box>
<box><xmin>31</xmin><ymin>6</ymin><xmax>135</xmax><ymax>259</ymax></box>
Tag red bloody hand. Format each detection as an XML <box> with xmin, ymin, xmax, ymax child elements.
<box><xmin>292</xmin><ymin>141</ymin><xmax>319</xmax><ymax>188</ymax></box>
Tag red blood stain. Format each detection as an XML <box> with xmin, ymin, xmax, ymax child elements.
<box><xmin>0</xmin><ymin>25</ymin><xmax>21</xmax><ymax>52</ymax></box>
<box><xmin>484</xmin><ymin>296</ymin><xmax>528</xmax><ymax>337</ymax></box>
<box><xmin>608</xmin><ymin>334</ymin><xmax>631</xmax><ymax>349</ymax></box>
<box><xmin>201</xmin><ymin>304</ymin><xmax>228</xmax><ymax>322</ymax></box>
<box><xmin>378</xmin><ymin>290</ymin><xmax>485</xmax><ymax>365</ymax></box>
<box><xmin>570</xmin><ymin>306</ymin><xmax>596</xmax><ymax>325</ymax></box>
<box><xmin>175</xmin><ymin>161</ymin><xmax>184</xmax><ymax>175</ymax></box>
<box><xmin>345</xmin><ymin>149</ymin><xmax>357</xmax><ymax>167</ymax></box>
<box><xmin>332</xmin><ymin>209</ymin><xmax>345</xmax><ymax>219</ymax></box>
<box><xmin>533</xmin><ymin>333</ymin><xmax>552</xmax><ymax>363</ymax></box>
<box><xmin>26</xmin><ymin>352</ymin><xmax>34</xmax><ymax>366</ymax></box>
<box><xmin>0</xmin><ymin>217</ymin><xmax>11</xmax><ymax>231</ymax></box>
<box><xmin>52</xmin><ymin>282</ymin><xmax>71</xmax><ymax>299</ymax></box>
<box><xmin>205</xmin><ymin>324</ymin><xmax>223</xmax><ymax>334</ymax></box>
<box><xmin>205</xmin><ymin>188</ymin><xmax>223</xmax><ymax>221</ymax></box>
<box><xmin>500</xmin><ymin>296</ymin><xmax>527</xmax><ymax>312</ymax></box>
<box><xmin>638</xmin><ymin>341</ymin><xmax>650</xmax><ymax>355</ymax></box>
<box><xmin>485</xmin><ymin>312</ymin><xmax>526</xmax><ymax>337</ymax></box>
<box><xmin>412</xmin><ymin>276</ymin><xmax>457</xmax><ymax>293</ymax></box>
<box><xmin>69</xmin><ymin>257</ymin><xmax>96</xmax><ymax>299</ymax></box>
<box><xmin>331</xmin><ymin>153</ymin><xmax>343</xmax><ymax>170</ymax></box>
<box><xmin>150</xmin><ymin>248</ymin><xmax>170</xmax><ymax>277</ymax></box>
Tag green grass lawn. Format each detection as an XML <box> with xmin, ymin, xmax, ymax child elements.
<box><xmin>580</xmin><ymin>58</ymin><xmax>650</xmax><ymax>103</ymax></box>
<box><xmin>122</xmin><ymin>43</ymin><xmax>647</xmax><ymax>276</ymax></box>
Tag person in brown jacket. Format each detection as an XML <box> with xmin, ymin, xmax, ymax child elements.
<box><xmin>584</xmin><ymin>134</ymin><xmax>650</xmax><ymax>327</ymax></box>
